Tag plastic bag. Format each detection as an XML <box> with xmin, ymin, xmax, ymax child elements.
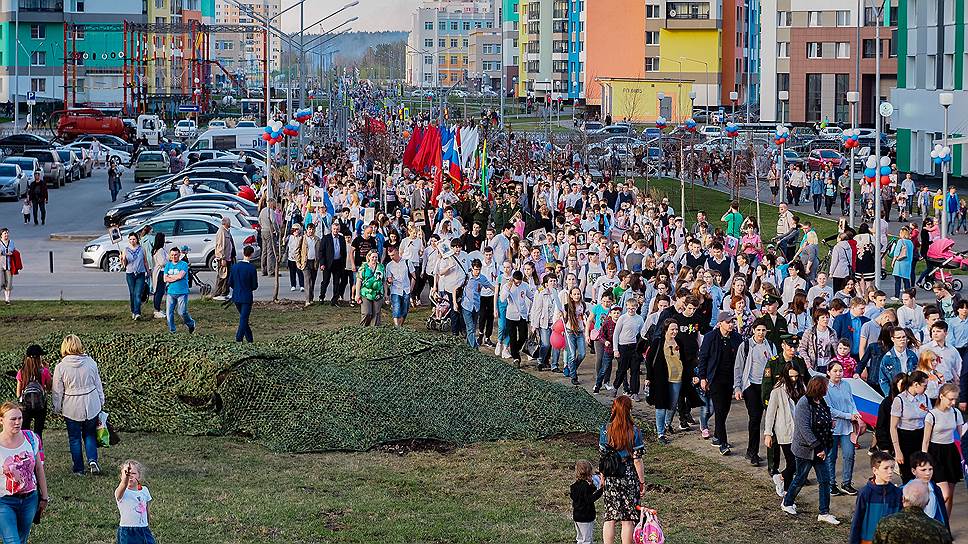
<box><xmin>96</xmin><ymin>411</ymin><xmax>111</xmax><ymax>448</ymax></box>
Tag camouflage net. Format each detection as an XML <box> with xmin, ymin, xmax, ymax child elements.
<box><xmin>0</xmin><ymin>328</ymin><xmax>608</xmax><ymax>452</ymax></box>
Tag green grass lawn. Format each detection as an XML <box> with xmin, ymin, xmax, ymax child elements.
<box><xmin>0</xmin><ymin>301</ymin><xmax>847</xmax><ymax>543</ymax></box>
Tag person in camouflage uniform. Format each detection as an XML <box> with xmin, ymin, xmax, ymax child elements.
<box><xmin>761</xmin><ymin>333</ymin><xmax>809</xmax><ymax>477</ymax></box>
<box><xmin>872</xmin><ymin>480</ymin><xmax>953</xmax><ymax>544</ymax></box>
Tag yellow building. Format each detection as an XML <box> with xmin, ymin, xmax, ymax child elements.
<box><xmin>596</xmin><ymin>78</ymin><xmax>694</xmax><ymax>123</ymax></box>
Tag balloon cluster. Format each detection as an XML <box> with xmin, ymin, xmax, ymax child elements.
<box><xmin>842</xmin><ymin>128</ymin><xmax>861</xmax><ymax>149</ymax></box>
<box><xmin>282</xmin><ymin>121</ymin><xmax>300</xmax><ymax>137</ymax></box>
<box><xmin>294</xmin><ymin>108</ymin><xmax>313</xmax><ymax>124</ymax></box>
<box><xmin>655</xmin><ymin>116</ymin><xmax>667</xmax><ymax>130</ymax></box>
<box><xmin>551</xmin><ymin>320</ymin><xmax>566</xmax><ymax>350</ymax></box>
<box><xmin>931</xmin><ymin>144</ymin><xmax>952</xmax><ymax>165</ymax></box>
<box><xmin>262</xmin><ymin>120</ymin><xmax>285</xmax><ymax>144</ymax></box>
<box><xmin>685</xmin><ymin>118</ymin><xmax>697</xmax><ymax>132</ymax></box>
<box><xmin>774</xmin><ymin>124</ymin><xmax>790</xmax><ymax>146</ymax></box>
<box><xmin>864</xmin><ymin>156</ymin><xmax>892</xmax><ymax>186</ymax></box>
<box><xmin>725</xmin><ymin>122</ymin><xmax>740</xmax><ymax>138</ymax></box>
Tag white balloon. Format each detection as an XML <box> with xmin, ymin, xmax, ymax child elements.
<box><xmin>931</xmin><ymin>150</ymin><xmax>939</xmax><ymax>158</ymax></box>
<box><xmin>934</xmin><ymin>144</ymin><xmax>943</xmax><ymax>152</ymax></box>
<box><xmin>866</xmin><ymin>156</ymin><xmax>878</xmax><ymax>168</ymax></box>
<box><xmin>880</xmin><ymin>156</ymin><xmax>891</xmax><ymax>166</ymax></box>
<box><xmin>943</xmin><ymin>146</ymin><xmax>951</xmax><ymax>155</ymax></box>
<box><xmin>272</xmin><ymin>121</ymin><xmax>283</xmax><ymax>131</ymax></box>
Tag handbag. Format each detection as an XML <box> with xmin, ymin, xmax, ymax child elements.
<box><xmin>633</xmin><ymin>508</ymin><xmax>665</xmax><ymax>544</ymax></box>
<box><xmin>523</xmin><ymin>332</ymin><xmax>540</xmax><ymax>360</ymax></box>
<box><xmin>598</xmin><ymin>446</ymin><xmax>625</xmax><ymax>478</ymax></box>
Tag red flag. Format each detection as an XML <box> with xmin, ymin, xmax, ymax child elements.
<box><xmin>412</xmin><ymin>125</ymin><xmax>441</xmax><ymax>175</ymax></box>
<box><xmin>402</xmin><ymin>126</ymin><xmax>424</xmax><ymax>170</ymax></box>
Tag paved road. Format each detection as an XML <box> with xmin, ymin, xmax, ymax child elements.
<box><xmin>0</xmin><ymin>169</ymin><xmax>311</xmax><ymax>302</ymax></box>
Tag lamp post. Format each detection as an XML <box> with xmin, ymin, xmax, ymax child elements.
<box><xmin>941</xmin><ymin>92</ymin><xmax>954</xmax><ymax>239</ymax></box>
<box><xmin>847</xmin><ymin>91</ymin><xmax>859</xmax><ymax>227</ymax></box>
<box><xmin>729</xmin><ymin>90</ymin><xmax>738</xmax><ymax>199</ymax></box>
<box><xmin>657</xmin><ymin>91</ymin><xmax>665</xmax><ymax>177</ymax></box>
<box><xmin>778</xmin><ymin>90</ymin><xmax>789</xmax><ymax>201</ymax></box>
<box><xmin>871</xmin><ymin>0</ymin><xmax>884</xmax><ymax>288</ymax></box>
<box><xmin>688</xmin><ymin>89</ymin><xmax>697</xmax><ymax>183</ymax></box>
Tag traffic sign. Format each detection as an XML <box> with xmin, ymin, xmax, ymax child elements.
<box><xmin>26</xmin><ymin>91</ymin><xmax>36</xmax><ymax>106</ymax></box>
<box><xmin>178</xmin><ymin>105</ymin><xmax>200</xmax><ymax>113</ymax></box>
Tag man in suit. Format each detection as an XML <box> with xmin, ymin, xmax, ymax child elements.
<box><xmin>228</xmin><ymin>245</ymin><xmax>258</xmax><ymax>342</ymax></box>
<box><xmin>258</xmin><ymin>199</ymin><xmax>279</xmax><ymax>276</ymax></box>
<box><xmin>320</xmin><ymin>221</ymin><xmax>348</xmax><ymax>305</ymax></box>
<box><xmin>297</xmin><ymin>223</ymin><xmax>322</xmax><ymax>306</ymax></box>
<box><xmin>212</xmin><ymin>217</ymin><xmax>235</xmax><ymax>300</ymax></box>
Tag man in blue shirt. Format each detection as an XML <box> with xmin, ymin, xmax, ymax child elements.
<box><xmin>228</xmin><ymin>245</ymin><xmax>258</xmax><ymax>342</ymax></box>
<box><xmin>460</xmin><ymin>258</ymin><xmax>493</xmax><ymax>349</ymax></box>
<box><xmin>164</xmin><ymin>246</ymin><xmax>196</xmax><ymax>333</ymax></box>
<box><xmin>833</xmin><ymin>297</ymin><xmax>870</xmax><ymax>360</ymax></box>
<box><xmin>945</xmin><ymin>187</ymin><xmax>959</xmax><ymax>236</ymax></box>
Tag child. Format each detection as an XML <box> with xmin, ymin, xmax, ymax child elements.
<box><xmin>848</xmin><ymin>451</ymin><xmax>902</xmax><ymax>544</ymax></box>
<box><xmin>593</xmin><ymin>305</ymin><xmax>622</xmax><ymax>393</ymax></box>
<box><xmin>115</xmin><ymin>460</ymin><xmax>155</xmax><ymax>544</ymax></box>
<box><xmin>21</xmin><ymin>196</ymin><xmax>30</xmax><ymax>224</ymax></box>
<box><xmin>569</xmin><ymin>460</ymin><xmax>603</xmax><ymax>544</ymax></box>
<box><xmin>831</xmin><ymin>339</ymin><xmax>858</xmax><ymax>378</ymax></box>
<box><xmin>904</xmin><ymin>452</ymin><xmax>950</xmax><ymax>530</ymax></box>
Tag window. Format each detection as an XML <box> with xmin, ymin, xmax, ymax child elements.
<box><xmin>462</xmin><ymin>39</ymin><xmax>468</xmax><ymax>48</ymax></box>
<box><xmin>864</xmin><ymin>6</ymin><xmax>878</xmax><ymax>25</ymax></box>
<box><xmin>73</xmin><ymin>29</ymin><xmax>85</xmax><ymax>40</ymax></box>
<box><xmin>30</xmin><ymin>78</ymin><xmax>45</xmax><ymax>93</ymax></box>
<box><xmin>424</xmin><ymin>55</ymin><xmax>432</xmax><ymax>65</ymax></box>
<box><xmin>552</xmin><ymin>20</ymin><xmax>568</xmax><ymax>32</ymax></box>
<box><xmin>836</xmin><ymin>42</ymin><xmax>850</xmax><ymax>59</ymax></box>
<box><xmin>807</xmin><ymin>11</ymin><xmax>822</xmax><ymax>27</ymax></box>
<box><xmin>806</xmin><ymin>73</ymin><xmax>822</xmax><ymax>122</ymax></box>
<box><xmin>438</xmin><ymin>38</ymin><xmax>445</xmax><ymax>48</ymax></box>
<box><xmin>450</xmin><ymin>38</ymin><xmax>458</xmax><ymax>48</ymax></box>
<box><xmin>777</xmin><ymin>42</ymin><xmax>789</xmax><ymax>58</ymax></box>
<box><xmin>439</xmin><ymin>56</ymin><xmax>445</xmax><ymax>65</ymax></box>
<box><xmin>450</xmin><ymin>22</ymin><xmax>458</xmax><ymax>31</ymax></box>
<box><xmin>450</xmin><ymin>55</ymin><xmax>457</xmax><ymax>64</ymax></box>
<box><xmin>423</xmin><ymin>73</ymin><xmax>432</xmax><ymax>83</ymax></box>
<box><xmin>72</xmin><ymin>0</ymin><xmax>84</xmax><ymax>10</ymax></box>
<box><xmin>776</xmin><ymin>11</ymin><xmax>791</xmax><ymax>26</ymax></box>
<box><xmin>76</xmin><ymin>78</ymin><xmax>86</xmax><ymax>93</ymax></box>
<box><xmin>862</xmin><ymin>39</ymin><xmax>876</xmax><ymax>58</ymax></box>
<box><xmin>424</xmin><ymin>22</ymin><xmax>433</xmax><ymax>30</ymax></box>
<box><xmin>776</xmin><ymin>73</ymin><xmax>790</xmax><ymax>121</ymax></box>
<box><xmin>834</xmin><ymin>74</ymin><xmax>849</xmax><ymax>123</ymax></box>
<box><xmin>553</xmin><ymin>40</ymin><xmax>568</xmax><ymax>53</ymax></box>
<box><xmin>177</xmin><ymin>220</ymin><xmax>217</xmax><ymax>236</ymax></box>
<box><xmin>806</xmin><ymin>42</ymin><xmax>822</xmax><ymax>59</ymax></box>
<box><xmin>30</xmin><ymin>51</ymin><xmax>46</xmax><ymax>66</ymax></box>
<box><xmin>150</xmin><ymin>221</ymin><xmax>176</xmax><ymax>237</ymax></box>
<box><xmin>646</xmin><ymin>4</ymin><xmax>660</xmax><ymax>18</ymax></box>
<box><xmin>835</xmin><ymin>10</ymin><xmax>851</xmax><ymax>26</ymax></box>
<box><xmin>30</xmin><ymin>25</ymin><xmax>45</xmax><ymax>39</ymax></box>
<box><xmin>486</xmin><ymin>21</ymin><xmax>492</xmax><ymax>28</ymax></box>
<box><xmin>462</xmin><ymin>22</ymin><xmax>471</xmax><ymax>30</ymax></box>
<box><xmin>552</xmin><ymin>60</ymin><xmax>567</xmax><ymax>73</ymax></box>
<box><xmin>645</xmin><ymin>31</ymin><xmax>659</xmax><ymax>45</ymax></box>
<box><xmin>424</xmin><ymin>39</ymin><xmax>433</xmax><ymax>48</ymax></box>
<box><xmin>645</xmin><ymin>57</ymin><xmax>659</xmax><ymax>71</ymax></box>
<box><xmin>483</xmin><ymin>44</ymin><xmax>493</xmax><ymax>54</ymax></box>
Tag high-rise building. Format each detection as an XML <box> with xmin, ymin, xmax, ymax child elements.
<box><xmin>722</xmin><ymin>0</ymin><xmax>759</xmax><ymax>110</ymax></box>
<box><xmin>892</xmin><ymin>0</ymin><xmax>967</xmax><ymax>177</ymax></box>
<box><xmin>405</xmin><ymin>0</ymin><xmax>495</xmax><ymax>88</ymax></box>
<box><xmin>468</xmin><ymin>28</ymin><xmax>502</xmax><ymax>91</ymax></box>
<box><xmin>759</xmin><ymin>0</ymin><xmax>898</xmax><ymax>124</ymax></box>
<box><xmin>213</xmin><ymin>0</ymin><xmax>281</xmax><ymax>91</ymax></box>
<box><xmin>0</xmin><ymin>0</ymin><xmax>147</xmax><ymax>109</ymax></box>
<box><xmin>500</xmin><ymin>0</ymin><xmax>518</xmax><ymax>96</ymax></box>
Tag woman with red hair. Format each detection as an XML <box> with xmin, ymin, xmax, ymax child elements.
<box><xmin>599</xmin><ymin>396</ymin><xmax>646</xmax><ymax>544</ymax></box>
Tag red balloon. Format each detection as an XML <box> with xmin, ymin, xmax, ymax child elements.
<box><xmin>552</xmin><ymin>319</ymin><xmax>565</xmax><ymax>334</ymax></box>
<box><xmin>262</xmin><ymin>133</ymin><xmax>271</xmax><ymax>141</ymax></box>
<box><xmin>880</xmin><ymin>175</ymin><xmax>891</xmax><ymax>186</ymax></box>
<box><xmin>550</xmin><ymin>332</ymin><xmax>566</xmax><ymax>350</ymax></box>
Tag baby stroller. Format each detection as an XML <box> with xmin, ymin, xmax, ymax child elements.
<box><xmin>425</xmin><ymin>292</ymin><xmax>452</xmax><ymax>332</ymax></box>
<box><xmin>180</xmin><ymin>253</ymin><xmax>212</xmax><ymax>297</ymax></box>
<box><xmin>920</xmin><ymin>237</ymin><xmax>966</xmax><ymax>292</ymax></box>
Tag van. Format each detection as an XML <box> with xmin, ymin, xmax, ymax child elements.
<box><xmin>189</xmin><ymin>128</ymin><xmax>269</xmax><ymax>152</ymax></box>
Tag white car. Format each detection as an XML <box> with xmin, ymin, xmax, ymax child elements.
<box><xmin>0</xmin><ymin>163</ymin><xmax>26</xmax><ymax>200</ymax></box>
<box><xmin>207</xmin><ymin>120</ymin><xmax>228</xmax><ymax>130</ymax></box>
<box><xmin>699</xmin><ymin>125</ymin><xmax>723</xmax><ymax>138</ymax></box>
<box><xmin>63</xmin><ymin>141</ymin><xmax>132</xmax><ymax>165</ymax></box>
<box><xmin>819</xmin><ymin>126</ymin><xmax>844</xmax><ymax>138</ymax></box>
<box><xmin>236</xmin><ymin>120</ymin><xmax>259</xmax><ymax>128</ymax></box>
<box><xmin>174</xmin><ymin>120</ymin><xmax>198</xmax><ymax>139</ymax></box>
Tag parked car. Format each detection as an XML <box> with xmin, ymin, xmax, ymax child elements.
<box><xmin>161</xmin><ymin>193</ymin><xmax>259</xmax><ymax>216</ymax></box>
<box><xmin>586</xmin><ymin>136</ymin><xmax>645</xmax><ymax>157</ymax></box>
<box><xmin>641</xmin><ymin>127</ymin><xmax>662</xmax><ymax>140</ymax></box>
<box><xmin>2</xmin><ymin>157</ymin><xmax>40</xmax><ymax>181</ymax></box>
<box><xmin>207</xmin><ymin>120</ymin><xmax>228</xmax><ymax>130</ymax></box>
<box><xmin>481</xmin><ymin>88</ymin><xmax>499</xmax><ymax>97</ymax></box>
<box><xmin>818</xmin><ymin>126</ymin><xmax>844</xmax><ymax>139</ymax></box>
<box><xmin>807</xmin><ymin>138</ymin><xmax>842</xmax><ymax>152</ymax></box>
<box><xmin>21</xmin><ymin>149</ymin><xmax>66</xmax><ymax>188</ymax></box>
<box><xmin>123</xmin><ymin>176</ymin><xmax>239</xmax><ymax>203</ymax></box>
<box><xmin>174</xmin><ymin>120</ymin><xmax>198</xmax><ymax>139</ymax></box>
<box><xmin>782</xmin><ymin>149</ymin><xmax>805</xmax><ymax>169</ymax></box>
<box><xmin>0</xmin><ymin>163</ymin><xmax>27</xmax><ymax>200</ymax></box>
<box><xmin>55</xmin><ymin>149</ymin><xmax>82</xmax><ymax>182</ymax></box>
<box><xmin>592</xmin><ymin>124</ymin><xmax>634</xmax><ymax>136</ymax></box>
<box><xmin>235</xmin><ymin>120</ymin><xmax>259</xmax><ymax>128</ymax></box>
<box><xmin>121</xmin><ymin>201</ymin><xmax>258</xmax><ymax>229</ymax></box>
<box><xmin>133</xmin><ymin>151</ymin><xmax>171</xmax><ymax>183</ymax></box>
<box><xmin>806</xmin><ymin>148</ymin><xmax>847</xmax><ymax>171</ymax></box>
<box><xmin>84</xmin><ymin>214</ymin><xmax>259</xmax><ymax>272</ymax></box>
<box><xmin>63</xmin><ymin>141</ymin><xmax>131</xmax><ymax>165</ymax></box>
<box><xmin>698</xmin><ymin>125</ymin><xmax>723</xmax><ymax>138</ymax></box>
<box><xmin>582</xmin><ymin>121</ymin><xmax>604</xmax><ymax>134</ymax></box>
<box><xmin>75</xmin><ymin>134</ymin><xmax>134</xmax><ymax>155</ymax></box>
<box><xmin>228</xmin><ymin>148</ymin><xmax>267</xmax><ymax>163</ymax></box>
<box><xmin>185</xmin><ymin>150</ymin><xmax>239</xmax><ymax>163</ymax></box>
<box><xmin>103</xmin><ymin>185</ymin><xmax>217</xmax><ymax>226</ymax></box>
<box><xmin>68</xmin><ymin>146</ymin><xmax>94</xmax><ymax>177</ymax></box>
<box><xmin>0</xmin><ymin>134</ymin><xmax>53</xmax><ymax>155</ymax></box>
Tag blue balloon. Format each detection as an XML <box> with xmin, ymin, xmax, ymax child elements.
<box><xmin>865</xmin><ymin>168</ymin><xmax>876</xmax><ymax>177</ymax></box>
<box><xmin>879</xmin><ymin>165</ymin><xmax>891</xmax><ymax>176</ymax></box>
<box><xmin>934</xmin><ymin>157</ymin><xmax>943</xmax><ymax>165</ymax></box>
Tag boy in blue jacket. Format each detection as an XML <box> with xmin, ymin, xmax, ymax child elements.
<box><xmin>849</xmin><ymin>451</ymin><xmax>902</xmax><ymax>544</ymax></box>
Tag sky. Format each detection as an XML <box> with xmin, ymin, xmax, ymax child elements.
<box><xmin>279</xmin><ymin>0</ymin><xmax>419</xmax><ymax>33</ymax></box>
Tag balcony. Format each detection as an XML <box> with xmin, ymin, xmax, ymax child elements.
<box><xmin>665</xmin><ymin>3</ymin><xmax>718</xmax><ymax>29</ymax></box>
<box><xmin>18</xmin><ymin>0</ymin><xmax>63</xmax><ymax>11</ymax></box>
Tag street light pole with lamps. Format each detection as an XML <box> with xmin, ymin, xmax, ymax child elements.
<box><xmin>847</xmin><ymin>91</ymin><xmax>859</xmax><ymax>227</ymax></box>
<box><xmin>656</xmin><ymin>91</ymin><xmax>665</xmax><ymax>178</ymax></box>
<box><xmin>729</xmin><ymin>90</ymin><xmax>738</xmax><ymax>199</ymax></box>
<box><xmin>778</xmin><ymin>90</ymin><xmax>789</xmax><ymax>202</ymax></box>
<box><xmin>870</xmin><ymin>0</ymin><xmax>885</xmax><ymax>288</ymax></box>
<box><xmin>940</xmin><ymin>92</ymin><xmax>954</xmax><ymax>239</ymax></box>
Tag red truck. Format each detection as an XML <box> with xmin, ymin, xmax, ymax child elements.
<box><xmin>52</xmin><ymin>109</ymin><xmax>131</xmax><ymax>142</ymax></box>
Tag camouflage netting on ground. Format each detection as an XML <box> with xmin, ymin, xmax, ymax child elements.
<box><xmin>0</xmin><ymin>328</ymin><xmax>608</xmax><ymax>452</ymax></box>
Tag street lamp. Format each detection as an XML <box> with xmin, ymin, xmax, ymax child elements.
<box><xmin>870</xmin><ymin>0</ymin><xmax>886</xmax><ymax>287</ymax></box>
<box><xmin>656</xmin><ymin>91</ymin><xmax>666</xmax><ymax>177</ymax></box>
<box><xmin>941</xmin><ymin>92</ymin><xmax>954</xmax><ymax>238</ymax></box>
<box><xmin>729</xmin><ymin>91</ymin><xmax>739</xmax><ymax>199</ymax></box>
<box><xmin>847</xmin><ymin>91</ymin><xmax>859</xmax><ymax>227</ymax></box>
<box><xmin>778</xmin><ymin>90</ymin><xmax>789</xmax><ymax>201</ymax></box>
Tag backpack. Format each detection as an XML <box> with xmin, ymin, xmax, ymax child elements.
<box><xmin>599</xmin><ymin>446</ymin><xmax>625</xmax><ymax>478</ymax></box>
<box><xmin>633</xmin><ymin>509</ymin><xmax>665</xmax><ymax>544</ymax></box>
<box><xmin>20</xmin><ymin>377</ymin><xmax>45</xmax><ymax>413</ymax></box>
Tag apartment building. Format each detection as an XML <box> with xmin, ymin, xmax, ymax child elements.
<box><xmin>213</xmin><ymin>0</ymin><xmax>280</xmax><ymax>90</ymax></box>
<box><xmin>468</xmin><ymin>28</ymin><xmax>501</xmax><ymax>91</ymax></box>
<box><xmin>406</xmin><ymin>0</ymin><xmax>495</xmax><ymax>88</ymax></box>
<box><xmin>891</xmin><ymin>0</ymin><xmax>968</xmax><ymax>177</ymax></box>
<box><xmin>759</xmin><ymin>0</ymin><xmax>898</xmax><ymax>124</ymax></box>
<box><xmin>500</xmin><ymin>0</ymin><xmax>517</xmax><ymax>95</ymax></box>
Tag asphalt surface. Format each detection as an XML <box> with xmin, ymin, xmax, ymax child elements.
<box><xmin>0</xmin><ymin>167</ymin><xmax>306</xmax><ymax>301</ymax></box>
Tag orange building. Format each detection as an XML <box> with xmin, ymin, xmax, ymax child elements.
<box><xmin>583</xmin><ymin>0</ymin><xmax>646</xmax><ymax>108</ymax></box>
